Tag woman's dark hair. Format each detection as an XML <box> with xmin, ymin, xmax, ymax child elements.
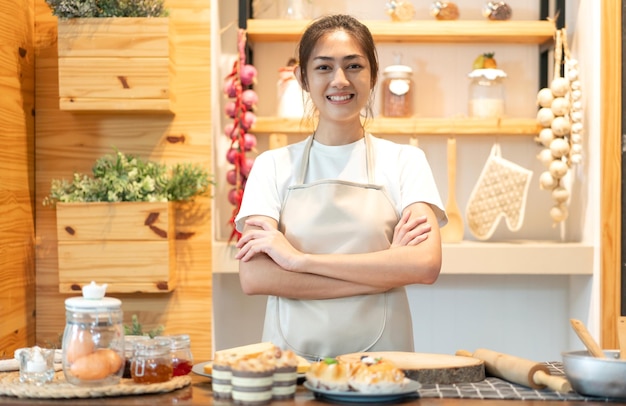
<box><xmin>296</xmin><ymin>14</ymin><xmax>379</xmax><ymax>90</ymax></box>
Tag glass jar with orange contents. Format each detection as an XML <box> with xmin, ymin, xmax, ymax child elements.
<box><xmin>130</xmin><ymin>338</ymin><xmax>172</xmax><ymax>384</ymax></box>
<box><xmin>62</xmin><ymin>282</ymin><xmax>124</xmax><ymax>387</ymax></box>
<box><xmin>381</xmin><ymin>64</ymin><xmax>414</xmax><ymax>117</ymax></box>
<box><xmin>156</xmin><ymin>334</ymin><xmax>194</xmax><ymax>376</ymax></box>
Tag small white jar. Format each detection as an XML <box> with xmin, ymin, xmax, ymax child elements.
<box><xmin>468</xmin><ymin>68</ymin><xmax>507</xmax><ymax>118</ymax></box>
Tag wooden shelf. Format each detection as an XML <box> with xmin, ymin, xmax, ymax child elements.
<box><xmin>251</xmin><ymin>117</ymin><xmax>541</xmax><ymax>136</ymax></box>
<box><xmin>246</xmin><ymin>19</ymin><xmax>555</xmax><ymax>44</ymax></box>
<box><xmin>212</xmin><ymin>240</ymin><xmax>593</xmax><ymax>275</ymax></box>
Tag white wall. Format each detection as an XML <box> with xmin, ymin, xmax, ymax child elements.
<box><xmin>211</xmin><ymin>0</ymin><xmax>600</xmax><ymax>362</ymax></box>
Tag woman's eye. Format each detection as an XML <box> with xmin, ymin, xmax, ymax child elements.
<box><xmin>347</xmin><ymin>64</ymin><xmax>363</xmax><ymax>70</ymax></box>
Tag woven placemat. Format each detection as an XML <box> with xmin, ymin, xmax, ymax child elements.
<box><xmin>417</xmin><ymin>362</ymin><xmax>616</xmax><ymax>402</ymax></box>
<box><xmin>0</xmin><ymin>371</ymin><xmax>191</xmax><ymax>399</ymax></box>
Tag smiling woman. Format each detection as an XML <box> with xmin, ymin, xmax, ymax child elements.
<box><xmin>233</xmin><ymin>14</ymin><xmax>447</xmax><ymax>361</ymax></box>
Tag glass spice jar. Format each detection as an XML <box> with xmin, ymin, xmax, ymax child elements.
<box><xmin>62</xmin><ymin>282</ymin><xmax>125</xmax><ymax>387</ymax></box>
<box><xmin>468</xmin><ymin>69</ymin><xmax>507</xmax><ymax>119</ymax></box>
<box><xmin>131</xmin><ymin>338</ymin><xmax>173</xmax><ymax>384</ymax></box>
<box><xmin>156</xmin><ymin>334</ymin><xmax>194</xmax><ymax>376</ymax></box>
<box><xmin>381</xmin><ymin>64</ymin><xmax>414</xmax><ymax>117</ymax></box>
<box><xmin>122</xmin><ymin>335</ymin><xmax>147</xmax><ymax>378</ymax></box>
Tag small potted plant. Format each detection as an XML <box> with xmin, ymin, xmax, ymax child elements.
<box><xmin>45</xmin><ymin>150</ymin><xmax>214</xmax><ymax>294</ymax></box>
<box><xmin>46</xmin><ymin>0</ymin><xmax>173</xmax><ymax>112</ymax></box>
<box><xmin>45</xmin><ymin>0</ymin><xmax>168</xmax><ymax>19</ymax></box>
<box><xmin>43</xmin><ymin>150</ymin><xmax>213</xmax><ymax>206</ymax></box>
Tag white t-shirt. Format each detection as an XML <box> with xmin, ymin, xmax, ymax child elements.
<box><xmin>235</xmin><ymin>135</ymin><xmax>447</xmax><ymax>232</ymax></box>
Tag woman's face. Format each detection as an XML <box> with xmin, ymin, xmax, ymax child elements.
<box><xmin>301</xmin><ymin>30</ymin><xmax>372</xmax><ymax>124</ymax></box>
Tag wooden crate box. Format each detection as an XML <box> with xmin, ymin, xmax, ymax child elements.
<box><xmin>56</xmin><ymin>202</ymin><xmax>176</xmax><ymax>293</ymax></box>
<box><xmin>56</xmin><ymin>17</ymin><xmax>173</xmax><ymax>112</ymax></box>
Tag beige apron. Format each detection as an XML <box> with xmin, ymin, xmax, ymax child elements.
<box><xmin>262</xmin><ymin>134</ymin><xmax>414</xmax><ymax>360</ymax></box>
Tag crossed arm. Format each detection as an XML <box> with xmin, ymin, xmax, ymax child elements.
<box><xmin>235</xmin><ymin>201</ymin><xmax>442</xmax><ymax>300</ymax></box>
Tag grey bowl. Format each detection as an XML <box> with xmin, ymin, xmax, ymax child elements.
<box><xmin>562</xmin><ymin>350</ymin><xmax>626</xmax><ymax>399</ymax></box>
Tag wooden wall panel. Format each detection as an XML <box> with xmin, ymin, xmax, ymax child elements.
<box><xmin>0</xmin><ymin>0</ymin><xmax>36</xmax><ymax>358</ymax></box>
<box><xmin>34</xmin><ymin>0</ymin><xmax>214</xmax><ymax>360</ymax></box>
<box><xmin>600</xmin><ymin>0</ymin><xmax>621</xmax><ymax>349</ymax></box>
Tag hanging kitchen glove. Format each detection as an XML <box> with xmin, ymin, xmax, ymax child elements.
<box><xmin>465</xmin><ymin>143</ymin><xmax>533</xmax><ymax>240</ymax></box>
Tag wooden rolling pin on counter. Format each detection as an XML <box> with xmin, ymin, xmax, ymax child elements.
<box><xmin>456</xmin><ymin>348</ymin><xmax>572</xmax><ymax>393</ymax></box>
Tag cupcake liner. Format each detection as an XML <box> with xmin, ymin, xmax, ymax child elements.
<box><xmin>231</xmin><ymin>370</ymin><xmax>274</xmax><ymax>405</ymax></box>
<box><xmin>272</xmin><ymin>366</ymin><xmax>297</xmax><ymax>399</ymax></box>
<box><xmin>211</xmin><ymin>364</ymin><xmax>232</xmax><ymax>399</ymax></box>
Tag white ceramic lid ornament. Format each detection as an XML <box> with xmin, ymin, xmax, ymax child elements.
<box><xmin>65</xmin><ymin>281</ymin><xmax>121</xmax><ymax>312</ymax></box>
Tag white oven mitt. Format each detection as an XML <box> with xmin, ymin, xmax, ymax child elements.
<box><xmin>465</xmin><ymin>143</ymin><xmax>533</xmax><ymax>240</ymax></box>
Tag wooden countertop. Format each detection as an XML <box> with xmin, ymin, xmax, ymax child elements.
<box><xmin>0</xmin><ymin>373</ymin><xmax>612</xmax><ymax>405</ymax></box>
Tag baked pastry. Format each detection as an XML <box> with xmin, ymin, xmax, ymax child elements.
<box><xmin>270</xmin><ymin>348</ymin><xmax>298</xmax><ymax>400</ymax></box>
<box><xmin>214</xmin><ymin>342</ymin><xmax>275</xmax><ymax>360</ymax></box>
<box><xmin>231</xmin><ymin>356</ymin><xmax>276</xmax><ymax>405</ymax></box>
<box><xmin>296</xmin><ymin>355</ymin><xmax>310</xmax><ymax>374</ymax></box>
<box><xmin>348</xmin><ymin>356</ymin><xmax>409</xmax><ymax>394</ymax></box>
<box><xmin>305</xmin><ymin>358</ymin><xmax>352</xmax><ymax>391</ymax></box>
<box><xmin>210</xmin><ymin>342</ymin><xmax>276</xmax><ymax>399</ymax></box>
<box><xmin>211</xmin><ymin>351</ymin><xmax>237</xmax><ymax>399</ymax></box>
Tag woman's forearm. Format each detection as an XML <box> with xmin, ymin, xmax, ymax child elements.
<box><xmin>291</xmin><ymin>202</ymin><xmax>442</xmax><ymax>289</ymax></box>
<box><xmin>237</xmin><ymin>202</ymin><xmax>442</xmax><ymax>297</ymax></box>
<box><xmin>239</xmin><ymin>253</ymin><xmax>388</xmax><ymax>299</ymax></box>
<box><xmin>298</xmin><ymin>243</ymin><xmax>441</xmax><ymax>290</ymax></box>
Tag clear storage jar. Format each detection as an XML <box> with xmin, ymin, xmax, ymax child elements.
<box><xmin>123</xmin><ymin>335</ymin><xmax>147</xmax><ymax>378</ymax></box>
<box><xmin>468</xmin><ymin>68</ymin><xmax>507</xmax><ymax>118</ymax></box>
<box><xmin>381</xmin><ymin>64</ymin><xmax>414</xmax><ymax>117</ymax></box>
<box><xmin>62</xmin><ymin>282</ymin><xmax>124</xmax><ymax>386</ymax></box>
<box><xmin>156</xmin><ymin>334</ymin><xmax>194</xmax><ymax>376</ymax></box>
<box><xmin>131</xmin><ymin>338</ymin><xmax>173</xmax><ymax>384</ymax></box>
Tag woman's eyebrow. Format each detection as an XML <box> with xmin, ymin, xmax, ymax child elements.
<box><xmin>312</xmin><ymin>54</ymin><xmax>365</xmax><ymax>62</ymax></box>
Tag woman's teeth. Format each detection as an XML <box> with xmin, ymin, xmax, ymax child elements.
<box><xmin>327</xmin><ymin>94</ymin><xmax>353</xmax><ymax>101</ymax></box>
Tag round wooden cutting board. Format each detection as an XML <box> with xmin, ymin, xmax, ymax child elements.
<box><xmin>337</xmin><ymin>352</ymin><xmax>485</xmax><ymax>384</ymax></box>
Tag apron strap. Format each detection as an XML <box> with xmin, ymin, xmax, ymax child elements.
<box><xmin>364</xmin><ymin>133</ymin><xmax>374</xmax><ymax>184</ymax></box>
<box><xmin>296</xmin><ymin>135</ymin><xmax>315</xmax><ymax>185</ymax></box>
<box><xmin>296</xmin><ymin>133</ymin><xmax>375</xmax><ymax>185</ymax></box>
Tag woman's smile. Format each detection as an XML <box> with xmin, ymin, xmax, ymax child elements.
<box><xmin>327</xmin><ymin>93</ymin><xmax>355</xmax><ymax>103</ymax></box>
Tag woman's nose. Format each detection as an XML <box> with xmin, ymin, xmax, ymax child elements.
<box><xmin>331</xmin><ymin>68</ymin><xmax>349</xmax><ymax>88</ymax></box>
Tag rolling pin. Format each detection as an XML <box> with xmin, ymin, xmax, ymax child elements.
<box><xmin>456</xmin><ymin>348</ymin><xmax>571</xmax><ymax>393</ymax></box>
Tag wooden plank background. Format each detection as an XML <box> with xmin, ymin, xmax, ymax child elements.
<box><xmin>600</xmin><ymin>0</ymin><xmax>622</xmax><ymax>349</ymax></box>
<box><xmin>0</xmin><ymin>0</ymin><xmax>36</xmax><ymax>358</ymax></box>
<box><xmin>34</xmin><ymin>0</ymin><xmax>214</xmax><ymax>360</ymax></box>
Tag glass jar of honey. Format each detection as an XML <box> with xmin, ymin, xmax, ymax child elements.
<box><xmin>468</xmin><ymin>68</ymin><xmax>507</xmax><ymax>118</ymax></box>
<box><xmin>131</xmin><ymin>338</ymin><xmax>173</xmax><ymax>384</ymax></box>
<box><xmin>381</xmin><ymin>64</ymin><xmax>414</xmax><ymax>117</ymax></box>
<box><xmin>156</xmin><ymin>334</ymin><xmax>194</xmax><ymax>376</ymax></box>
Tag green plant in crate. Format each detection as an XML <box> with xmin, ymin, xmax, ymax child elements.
<box><xmin>124</xmin><ymin>314</ymin><xmax>164</xmax><ymax>338</ymax></box>
<box><xmin>43</xmin><ymin>150</ymin><xmax>214</xmax><ymax>206</ymax></box>
<box><xmin>45</xmin><ymin>0</ymin><xmax>169</xmax><ymax>18</ymax></box>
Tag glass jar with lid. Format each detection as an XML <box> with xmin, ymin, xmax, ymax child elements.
<box><xmin>381</xmin><ymin>64</ymin><xmax>414</xmax><ymax>117</ymax></box>
<box><xmin>468</xmin><ymin>68</ymin><xmax>507</xmax><ymax>118</ymax></box>
<box><xmin>155</xmin><ymin>334</ymin><xmax>194</xmax><ymax>376</ymax></box>
<box><xmin>122</xmin><ymin>335</ymin><xmax>146</xmax><ymax>378</ymax></box>
<box><xmin>131</xmin><ymin>338</ymin><xmax>173</xmax><ymax>384</ymax></box>
<box><xmin>62</xmin><ymin>281</ymin><xmax>124</xmax><ymax>386</ymax></box>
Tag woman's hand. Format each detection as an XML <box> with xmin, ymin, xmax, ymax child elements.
<box><xmin>391</xmin><ymin>210</ymin><xmax>431</xmax><ymax>248</ymax></box>
<box><xmin>235</xmin><ymin>218</ymin><xmax>303</xmax><ymax>271</ymax></box>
